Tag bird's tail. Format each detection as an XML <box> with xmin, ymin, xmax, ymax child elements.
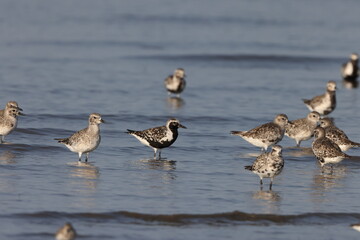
<box><xmin>244</xmin><ymin>165</ymin><xmax>253</xmax><ymax>171</ymax></box>
<box><xmin>349</xmin><ymin>140</ymin><xmax>360</xmax><ymax>148</ymax></box>
<box><xmin>54</xmin><ymin>138</ymin><xmax>69</xmax><ymax>144</ymax></box>
<box><xmin>230</xmin><ymin>131</ymin><xmax>244</xmax><ymax>136</ymax></box>
<box><xmin>302</xmin><ymin>99</ymin><xmax>311</xmax><ymax>104</ymax></box>
<box><xmin>126</xmin><ymin>129</ymin><xmax>136</xmax><ymax>134</ymax></box>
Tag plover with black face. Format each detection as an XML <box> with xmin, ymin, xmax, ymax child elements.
<box><xmin>244</xmin><ymin>145</ymin><xmax>284</xmax><ymax>190</ymax></box>
<box><xmin>285</xmin><ymin>111</ymin><xmax>320</xmax><ymax>147</ymax></box>
<box><xmin>312</xmin><ymin>126</ymin><xmax>350</xmax><ymax>167</ymax></box>
<box><xmin>320</xmin><ymin>117</ymin><xmax>360</xmax><ymax>151</ymax></box>
<box><xmin>0</xmin><ymin>101</ymin><xmax>23</xmax><ymax>116</ymax></box>
<box><xmin>164</xmin><ymin>68</ymin><xmax>186</xmax><ymax>97</ymax></box>
<box><xmin>341</xmin><ymin>53</ymin><xmax>359</xmax><ymax>81</ymax></box>
<box><xmin>126</xmin><ymin>118</ymin><xmax>186</xmax><ymax>159</ymax></box>
<box><xmin>55</xmin><ymin>222</ymin><xmax>77</xmax><ymax>240</ymax></box>
<box><xmin>231</xmin><ymin>114</ymin><xmax>289</xmax><ymax>151</ymax></box>
<box><xmin>55</xmin><ymin>113</ymin><xmax>104</xmax><ymax>162</ymax></box>
<box><xmin>303</xmin><ymin>80</ymin><xmax>337</xmax><ymax>115</ymax></box>
<box><xmin>0</xmin><ymin>107</ymin><xmax>23</xmax><ymax>143</ymax></box>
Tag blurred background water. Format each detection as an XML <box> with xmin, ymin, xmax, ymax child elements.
<box><xmin>1</xmin><ymin>0</ymin><xmax>360</xmax><ymax>239</ymax></box>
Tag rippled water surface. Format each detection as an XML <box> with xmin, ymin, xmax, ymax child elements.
<box><xmin>1</xmin><ymin>0</ymin><xmax>360</xmax><ymax>239</ymax></box>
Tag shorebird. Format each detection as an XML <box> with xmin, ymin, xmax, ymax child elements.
<box><xmin>244</xmin><ymin>145</ymin><xmax>284</xmax><ymax>190</ymax></box>
<box><xmin>320</xmin><ymin>117</ymin><xmax>360</xmax><ymax>151</ymax></box>
<box><xmin>312</xmin><ymin>126</ymin><xmax>350</xmax><ymax>167</ymax></box>
<box><xmin>55</xmin><ymin>222</ymin><xmax>77</xmax><ymax>240</ymax></box>
<box><xmin>126</xmin><ymin>118</ymin><xmax>186</xmax><ymax>159</ymax></box>
<box><xmin>285</xmin><ymin>111</ymin><xmax>320</xmax><ymax>147</ymax></box>
<box><xmin>0</xmin><ymin>107</ymin><xmax>23</xmax><ymax>143</ymax></box>
<box><xmin>303</xmin><ymin>80</ymin><xmax>336</xmax><ymax>115</ymax></box>
<box><xmin>55</xmin><ymin>113</ymin><xmax>104</xmax><ymax>162</ymax></box>
<box><xmin>164</xmin><ymin>68</ymin><xmax>186</xmax><ymax>97</ymax></box>
<box><xmin>0</xmin><ymin>101</ymin><xmax>23</xmax><ymax>116</ymax></box>
<box><xmin>231</xmin><ymin>114</ymin><xmax>289</xmax><ymax>151</ymax></box>
<box><xmin>341</xmin><ymin>53</ymin><xmax>359</xmax><ymax>81</ymax></box>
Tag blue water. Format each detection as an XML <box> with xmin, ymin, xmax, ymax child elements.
<box><xmin>1</xmin><ymin>0</ymin><xmax>360</xmax><ymax>239</ymax></box>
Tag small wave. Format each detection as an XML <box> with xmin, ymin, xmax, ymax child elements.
<box><xmin>130</xmin><ymin>53</ymin><xmax>341</xmax><ymax>64</ymax></box>
<box><xmin>10</xmin><ymin>211</ymin><xmax>360</xmax><ymax>226</ymax></box>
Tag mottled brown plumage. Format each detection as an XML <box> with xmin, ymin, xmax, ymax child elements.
<box><xmin>231</xmin><ymin>114</ymin><xmax>289</xmax><ymax>151</ymax></box>
<box><xmin>312</xmin><ymin>126</ymin><xmax>350</xmax><ymax>167</ymax></box>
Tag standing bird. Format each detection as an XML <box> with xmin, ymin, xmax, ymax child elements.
<box><xmin>126</xmin><ymin>118</ymin><xmax>186</xmax><ymax>159</ymax></box>
<box><xmin>320</xmin><ymin>117</ymin><xmax>360</xmax><ymax>151</ymax></box>
<box><xmin>0</xmin><ymin>107</ymin><xmax>23</xmax><ymax>143</ymax></box>
<box><xmin>231</xmin><ymin>114</ymin><xmax>289</xmax><ymax>151</ymax></box>
<box><xmin>164</xmin><ymin>68</ymin><xmax>186</xmax><ymax>97</ymax></box>
<box><xmin>244</xmin><ymin>145</ymin><xmax>284</xmax><ymax>190</ymax></box>
<box><xmin>55</xmin><ymin>113</ymin><xmax>104</xmax><ymax>162</ymax></box>
<box><xmin>285</xmin><ymin>111</ymin><xmax>321</xmax><ymax>147</ymax></box>
<box><xmin>303</xmin><ymin>80</ymin><xmax>336</xmax><ymax>115</ymax></box>
<box><xmin>312</xmin><ymin>126</ymin><xmax>350</xmax><ymax>167</ymax></box>
<box><xmin>0</xmin><ymin>101</ymin><xmax>23</xmax><ymax>116</ymax></box>
<box><xmin>55</xmin><ymin>222</ymin><xmax>77</xmax><ymax>240</ymax></box>
<box><xmin>341</xmin><ymin>53</ymin><xmax>359</xmax><ymax>81</ymax></box>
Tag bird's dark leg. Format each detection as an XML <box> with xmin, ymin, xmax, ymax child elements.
<box><xmin>159</xmin><ymin>150</ymin><xmax>162</xmax><ymax>160</ymax></box>
<box><xmin>269</xmin><ymin>177</ymin><xmax>273</xmax><ymax>191</ymax></box>
<box><xmin>78</xmin><ymin>153</ymin><xmax>82</xmax><ymax>162</ymax></box>
<box><xmin>85</xmin><ymin>153</ymin><xmax>89</xmax><ymax>162</ymax></box>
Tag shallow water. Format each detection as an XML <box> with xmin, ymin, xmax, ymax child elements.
<box><xmin>1</xmin><ymin>0</ymin><xmax>360</xmax><ymax>239</ymax></box>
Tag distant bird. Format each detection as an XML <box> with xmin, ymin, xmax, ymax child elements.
<box><xmin>341</xmin><ymin>53</ymin><xmax>358</xmax><ymax>81</ymax></box>
<box><xmin>244</xmin><ymin>145</ymin><xmax>284</xmax><ymax>190</ymax></box>
<box><xmin>285</xmin><ymin>111</ymin><xmax>320</xmax><ymax>147</ymax></box>
<box><xmin>303</xmin><ymin>80</ymin><xmax>336</xmax><ymax>115</ymax></box>
<box><xmin>351</xmin><ymin>223</ymin><xmax>360</xmax><ymax>232</ymax></box>
<box><xmin>55</xmin><ymin>222</ymin><xmax>77</xmax><ymax>240</ymax></box>
<box><xmin>312</xmin><ymin>126</ymin><xmax>350</xmax><ymax>167</ymax></box>
<box><xmin>0</xmin><ymin>107</ymin><xmax>23</xmax><ymax>143</ymax></box>
<box><xmin>55</xmin><ymin>113</ymin><xmax>104</xmax><ymax>162</ymax></box>
<box><xmin>231</xmin><ymin>114</ymin><xmax>289</xmax><ymax>151</ymax></box>
<box><xmin>0</xmin><ymin>101</ymin><xmax>23</xmax><ymax>116</ymax></box>
<box><xmin>164</xmin><ymin>68</ymin><xmax>186</xmax><ymax>97</ymax></box>
<box><xmin>320</xmin><ymin>117</ymin><xmax>360</xmax><ymax>151</ymax></box>
<box><xmin>126</xmin><ymin>118</ymin><xmax>186</xmax><ymax>159</ymax></box>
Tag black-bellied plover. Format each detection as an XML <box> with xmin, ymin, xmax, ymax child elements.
<box><xmin>55</xmin><ymin>222</ymin><xmax>77</xmax><ymax>240</ymax></box>
<box><xmin>341</xmin><ymin>53</ymin><xmax>358</xmax><ymax>81</ymax></box>
<box><xmin>303</xmin><ymin>80</ymin><xmax>336</xmax><ymax>115</ymax></box>
<box><xmin>0</xmin><ymin>107</ymin><xmax>23</xmax><ymax>143</ymax></box>
<box><xmin>312</xmin><ymin>126</ymin><xmax>350</xmax><ymax>167</ymax></box>
<box><xmin>320</xmin><ymin>117</ymin><xmax>360</xmax><ymax>151</ymax></box>
<box><xmin>126</xmin><ymin>118</ymin><xmax>186</xmax><ymax>159</ymax></box>
<box><xmin>231</xmin><ymin>114</ymin><xmax>289</xmax><ymax>151</ymax></box>
<box><xmin>285</xmin><ymin>111</ymin><xmax>320</xmax><ymax>147</ymax></box>
<box><xmin>0</xmin><ymin>101</ymin><xmax>23</xmax><ymax>116</ymax></box>
<box><xmin>55</xmin><ymin>113</ymin><xmax>104</xmax><ymax>162</ymax></box>
<box><xmin>164</xmin><ymin>68</ymin><xmax>186</xmax><ymax>97</ymax></box>
<box><xmin>244</xmin><ymin>145</ymin><xmax>284</xmax><ymax>190</ymax></box>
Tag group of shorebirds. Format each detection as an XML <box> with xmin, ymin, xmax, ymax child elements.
<box><xmin>1</xmin><ymin>55</ymin><xmax>359</xmax><ymax>189</ymax></box>
<box><xmin>231</xmin><ymin>53</ymin><xmax>360</xmax><ymax>190</ymax></box>
<box><xmin>1</xmin><ymin>54</ymin><xmax>360</xmax><ymax>238</ymax></box>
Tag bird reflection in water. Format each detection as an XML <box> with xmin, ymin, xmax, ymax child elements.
<box><xmin>252</xmin><ymin>190</ymin><xmax>281</xmax><ymax>213</ymax></box>
<box><xmin>311</xmin><ymin>164</ymin><xmax>347</xmax><ymax>202</ymax></box>
<box><xmin>343</xmin><ymin>79</ymin><xmax>358</xmax><ymax>89</ymax></box>
<box><xmin>68</xmin><ymin>161</ymin><xmax>100</xmax><ymax>191</ymax></box>
<box><xmin>0</xmin><ymin>151</ymin><xmax>16</xmax><ymax>164</ymax></box>
<box><xmin>166</xmin><ymin>97</ymin><xmax>185</xmax><ymax>110</ymax></box>
<box><xmin>136</xmin><ymin>158</ymin><xmax>177</xmax><ymax>183</ymax></box>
